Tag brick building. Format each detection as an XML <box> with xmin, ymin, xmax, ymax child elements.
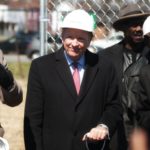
<box><xmin>0</xmin><ymin>0</ymin><xmax>39</xmax><ymax>36</ymax></box>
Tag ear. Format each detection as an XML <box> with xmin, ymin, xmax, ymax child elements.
<box><xmin>89</xmin><ymin>32</ymin><xmax>94</xmax><ymax>41</ymax></box>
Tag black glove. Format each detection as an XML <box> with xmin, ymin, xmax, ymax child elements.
<box><xmin>0</xmin><ymin>64</ymin><xmax>14</xmax><ymax>91</ymax></box>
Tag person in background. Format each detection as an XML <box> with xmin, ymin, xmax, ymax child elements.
<box><xmin>136</xmin><ymin>15</ymin><xmax>150</xmax><ymax>127</ymax></box>
<box><xmin>0</xmin><ymin>50</ymin><xmax>23</xmax><ymax>147</ymax></box>
<box><xmin>129</xmin><ymin>16</ymin><xmax>150</xmax><ymax>150</ymax></box>
<box><xmin>24</xmin><ymin>9</ymin><xmax>122</xmax><ymax>150</ymax></box>
<box><xmin>101</xmin><ymin>3</ymin><xmax>150</xmax><ymax>150</ymax></box>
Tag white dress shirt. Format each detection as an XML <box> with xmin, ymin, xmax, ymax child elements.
<box><xmin>64</xmin><ymin>51</ymin><xmax>85</xmax><ymax>85</ymax></box>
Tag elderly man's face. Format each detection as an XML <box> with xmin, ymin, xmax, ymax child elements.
<box><xmin>62</xmin><ymin>28</ymin><xmax>92</xmax><ymax>61</ymax></box>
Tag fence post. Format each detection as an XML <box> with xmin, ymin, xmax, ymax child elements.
<box><xmin>40</xmin><ymin>0</ymin><xmax>48</xmax><ymax>56</ymax></box>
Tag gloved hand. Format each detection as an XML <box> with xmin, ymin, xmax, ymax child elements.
<box><xmin>0</xmin><ymin>64</ymin><xmax>14</xmax><ymax>91</ymax></box>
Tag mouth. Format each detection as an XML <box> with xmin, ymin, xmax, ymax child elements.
<box><xmin>133</xmin><ymin>36</ymin><xmax>142</xmax><ymax>40</ymax></box>
<box><xmin>71</xmin><ymin>48</ymin><xmax>80</xmax><ymax>53</ymax></box>
<box><xmin>134</xmin><ymin>35</ymin><xmax>142</xmax><ymax>39</ymax></box>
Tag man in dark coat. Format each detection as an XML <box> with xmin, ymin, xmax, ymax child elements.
<box><xmin>24</xmin><ymin>9</ymin><xmax>122</xmax><ymax>150</ymax></box>
<box><xmin>101</xmin><ymin>3</ymin><xmax>150</xmax><ymax>150</ymax></box>
<box><xmin>129</xmin><ymin>17</ymin><xmax>150</xmax><ymax>149</ymax></box>
<box><xmin>0</xmin><ymin>50</ymin><xmax>23</xmax><ymax>147</ymax></box>
<box><xmin>135</xmin><ymin>15</ymin><xmax>150</xmax><ymax>144</ymax></box>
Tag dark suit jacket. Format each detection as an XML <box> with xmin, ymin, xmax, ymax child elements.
<box><xmin>24</xmin><ymin>48</ymin><xmax>122</xmax><ymax>150</ymax></box>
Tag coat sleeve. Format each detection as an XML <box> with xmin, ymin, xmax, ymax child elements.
<box><xmin>24</xmin><ymin>60</ymin><xmax>44</xmax><ymax>150</ymax></box>
<box><xmin>1</xmin><ymin>81</ymin><xmax>23</xmax><ymax>106</ymax></box>
<box><xmin>0</xmin><ymin>50</ymin><xmax>23</xmax><ymax>106</ymax></box>
<box><xmin>98</xmin><ymin>61</ymin><xmax>123</xmax><ymax>137</ymax></box>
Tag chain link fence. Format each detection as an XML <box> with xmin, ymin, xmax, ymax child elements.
<box><xmin>45</xmin><ymin>0</ymin><xmax>150</xmax><ymax>53</ymax></box>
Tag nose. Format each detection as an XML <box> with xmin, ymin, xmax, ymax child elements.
<box><xmin>135</xmin><ymin>25</ymin><xmax>142</xmax><ymax>31</ymax></box>
<box><xmin>72</xmin><ymin>39</ymin><xmax>79</xmax><ymax>46</ymax></box>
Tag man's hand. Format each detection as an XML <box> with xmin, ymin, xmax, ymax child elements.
<box><xmin>82</xmin><ymin>125</ymin><xmax>109</xmax><ymax>141</ymax></box>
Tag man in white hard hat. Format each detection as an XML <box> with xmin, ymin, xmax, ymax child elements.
<box><xmin>143</xmin><ymin>16</ymin><xmax>150</xmax><ymax>36</ymax></box>
<box><xmin>143</xmin><ymin>16</ymin><xmax>150</xmax><ymax>48</ymax></box>
<box><xmin>24</xmin><ymin>9</ymin><xmax>122</xmax><ymax>150</ymax></box>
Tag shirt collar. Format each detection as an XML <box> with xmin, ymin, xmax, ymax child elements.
<box><xmin>64</xmin><ymin>51</ymin><xmax>85</xmax><ymax>67</ymax></box>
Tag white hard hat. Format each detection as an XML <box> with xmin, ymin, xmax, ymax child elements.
<box><xmin>143</xmin><ymin>16</ymin><xmax>150</xmax><ymax>36</ymax></box>
<box><xmin>61</xmin><ymin>9</ymin><xmax>95</xmax><ymax>32</ymax></box>
<box><xmin>0</xmin><ymin>137</ymin><xmax>9</xmax><ymax>150</ymax></box>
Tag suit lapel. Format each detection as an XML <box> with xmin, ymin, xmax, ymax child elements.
<box><xmin>55</xmin><ymin>49</ymin><xmax>99</xmax><ymax>102</ymax></box>
<box><xmin>55</xmin><ymin>49</ymin><xmax>77</xmax><ymax>99</ymax></box>
<box><xmin>77</xmin><ymin>51</ymin><xmax>99</xmax><ymax>103</ymax></box>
